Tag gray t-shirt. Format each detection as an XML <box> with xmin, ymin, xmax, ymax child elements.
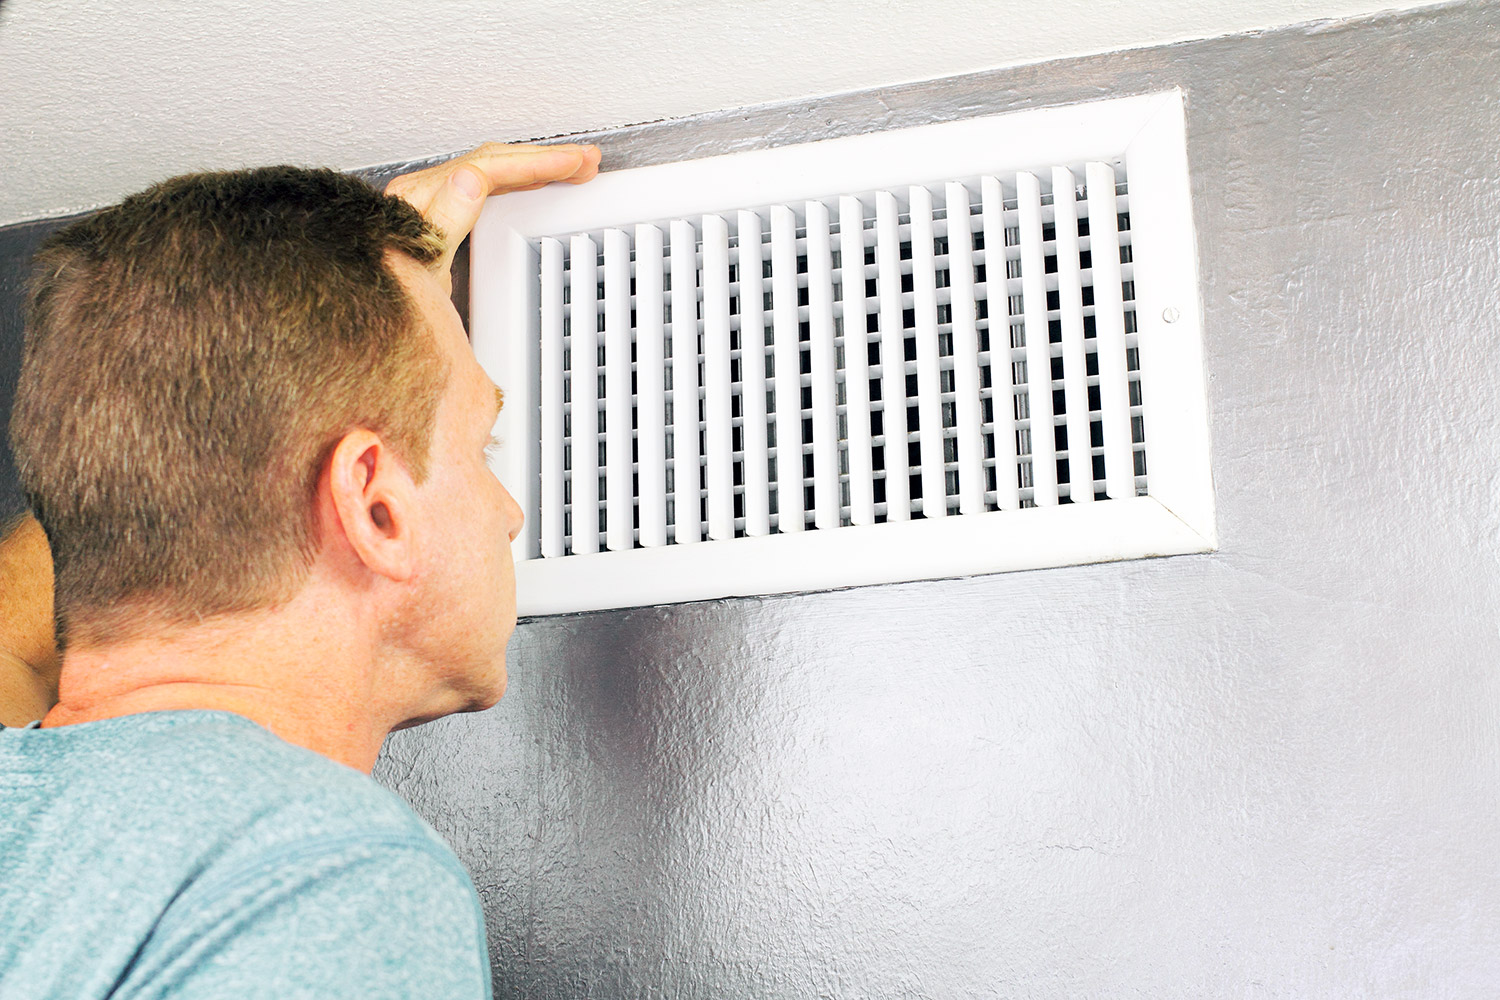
<box><xmin>0</xmin><ymin>709</ymin><xmax>491</xmax><ymax>999</ymax></box>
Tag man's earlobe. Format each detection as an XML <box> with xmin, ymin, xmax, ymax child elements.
<box><xmin>326</xmin><ymin>429</ymin><xmax>417</xmax><ymax>582</ymax></box>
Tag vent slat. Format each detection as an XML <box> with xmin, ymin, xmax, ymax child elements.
<box><xmin>669</xmin><ymin>219</ymin><xmax>702</xmax><ymax>544</ymax></box>
<box><xmin>874</xmin><ymin>190</ymin><xmax>911</xmax><ymax>521</ymax></box>
<box><xmin>702</xmin><ymin>215</ymin><xmax>735</xmax><ymax>541</ymax></box>
<box><xmin>736</xmin><ymin>210</ymin><xmax>771</xmax><ymax>537</ymax></box>
<box><xmin>945</xmin><ymin>181</ymin><xmax>986</xmax><ymax>516</ymax></box>
<box><xmin>981</xmin><ymin>175</ymin><xmax>1022</xmax><ymax>511</ymax></box>
<box><xmin>769</xmin><ymin>205</ymin><xmax>805</xmax><ymax>533</ymax></box>
<box><xmin>603</xmin><ymin>229</ymin><xmax>633</xmax><ymax>551</ymax></box>
<box><xmin>1016</xmin><ymin>172</ymin><xmax>1059</xmax><ymax>507</ymax></box>
<box><xmin>1086</xmin><ymin>162</ymin><xmax>1135</xmax><ymax>500</ymax></box>
<box><xmin>838</xmin><ymin>195</ymin><xmax>875</xmax><ymax>526</ymax></box>
<box><xmin>909</xmin><ymin>185</ymin><xmax>947</xmax><ymax>518</ymax></box>
<box><xmin>634</xmin><ymin>224</ymin><xmax>668</xmax><ymax>547</ymax></box>
<box><xmin>569</xmin><ymin>234</ymin><xmax>601</xmax><ymax>552</ymax></box>
<box><xmin>624</xmin><ymin>223</ymin><xmax>666</xmax><ymax>548</ymax></box>
<box><xmin>805</xmin><ymin>200</ymin><xmax>840</xmax><ymax>530</ymax></box>
<box><xmin>1052</xmin><ymin>168</ymin><xmax>1094</xmax><ymax>505</ymax></box>
<box><xmin>539</xmin><ymin>237</ymin><xmax>567</xmax><ymax>557</ymax></box>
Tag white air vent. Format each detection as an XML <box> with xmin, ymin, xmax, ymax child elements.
<box><xmin>472</xmin><ymin>91</ymin><xmax>1213</xmax><ymax>616</ymax></box>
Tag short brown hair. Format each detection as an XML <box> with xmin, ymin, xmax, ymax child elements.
<box><xmin>11</xmin><ymin>166</ymin><xmax>448</xmax><ymax>646</ymax></box>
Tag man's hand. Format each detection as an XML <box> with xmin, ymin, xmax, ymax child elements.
<box><xmin>385</xmin><ymin>142</ymin><xmax>601</xmax><ymax>280</ymax></box>
<box><xmin>0</xmin><ymin>514</ymin><xmax>60</xmax><ymax>726</ymax></box>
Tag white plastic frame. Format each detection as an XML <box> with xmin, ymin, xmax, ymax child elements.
<box><xmin>471</xmin><ymin>91</ymin><xmax>1214</xmax><ymax>617</ymax></box>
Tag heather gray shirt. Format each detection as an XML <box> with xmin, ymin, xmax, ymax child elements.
<box><xmin>0</xmin><ymin>710</ymin><xmax>491</xmax><ymax>999</ymax></box>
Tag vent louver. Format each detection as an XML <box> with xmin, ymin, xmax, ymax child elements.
<box><xmin>473</xmin><ymin>92</ymin><xmax>1214</xmax><ymax>616</ymax></box>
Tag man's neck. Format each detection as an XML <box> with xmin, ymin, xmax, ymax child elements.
<box><xmin>42</xmin><ymin>591</ymin><xmax>403</xmax><ymax>773</ymax></box>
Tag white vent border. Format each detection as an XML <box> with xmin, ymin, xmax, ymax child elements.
<box><xmin>472</xmin><ymin>90</ymin><xmax>1214</xmax><ymax>617</ymax></box>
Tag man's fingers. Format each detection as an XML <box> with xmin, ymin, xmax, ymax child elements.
<box><xmin>384</xmin><ymin>142</ymin><xmax>602</xmax><ymax>279</ymax></box>
<box><xmin>463</xmin><ymin>144</ymin><xmax>599</xmax><ymax>193</ymax></box>
<box><xmin>385</xmin><ymin>144</ymin><xmax>600</xmax><ymax>217</ymax></box>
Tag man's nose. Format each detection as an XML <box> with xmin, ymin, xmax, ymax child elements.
<box><xmin>501</xmin><ymin>483</ymin><xmax>524</xmax><ymax>542</ymax></box>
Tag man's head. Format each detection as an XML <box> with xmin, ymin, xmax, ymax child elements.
<box><xmin>11</xmin><ymin>167</ymin><xmax>452</xmax><ymax>647</ymax></box>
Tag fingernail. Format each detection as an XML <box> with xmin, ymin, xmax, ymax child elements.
<box><xmin>450</xmin><ymin>167</ymin><xmax>483</xmax><ymax>200</ymax></box>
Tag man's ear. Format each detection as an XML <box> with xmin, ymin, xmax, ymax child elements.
<box><xmin>323</xmin><ymin>429</ymin><xmax>419</xmax><ymax>582</ymax></box>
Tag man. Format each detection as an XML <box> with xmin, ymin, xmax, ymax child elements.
<box><xmin>0</xmin><ymin>142</ymin><xmax>600</xmax><ymax>996</ymax></box>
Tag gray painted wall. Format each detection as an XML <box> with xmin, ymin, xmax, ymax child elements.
<box><xmin>375</xmin><ymin>3</ymin><xmax>1500</xmax><ymax>995</ymax></box>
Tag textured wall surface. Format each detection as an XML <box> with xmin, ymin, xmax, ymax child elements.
<box><xmin>375</xmin><ymin>4</ymin><xmax>1500</xmax><ymax>996</ymax></box>
<box><xmin>0</xmin><ymin>0</ymin><xmax>1454</xmax><ymax>226</ymax></box>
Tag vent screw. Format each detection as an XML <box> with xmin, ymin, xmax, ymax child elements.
<box><xmin>1162</xmin><ymin>306</ymin><xmax>1181</xmax><ymax>324</ymax></box>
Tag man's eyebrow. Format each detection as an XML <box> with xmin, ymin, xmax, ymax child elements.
<box><xmin>492</xmin><ymin>386</ymin><xmax>505</xmax><ymax>419</ymax></box>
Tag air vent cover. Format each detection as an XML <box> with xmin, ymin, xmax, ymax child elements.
<box><xmin>473</xmin><ymin>91</ymin><xmax>1213</xmax><ymax>616</ymax></box>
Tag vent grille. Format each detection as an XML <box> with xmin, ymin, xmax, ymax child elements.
<box><xmin>472</xmin><ymin>91</ymin><xmax>1215</xmax><ymax>615</ymax></box>
<box><xmin>537</xmin><ymin>166</ymin><xmax>1143</xmax><ymax>558</ymax></box>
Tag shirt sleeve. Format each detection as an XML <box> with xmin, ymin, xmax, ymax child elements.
<box><xmin>115</xmin><ymin>834</ymin><xmax>492</xmax><ymax>1000</ymax></box>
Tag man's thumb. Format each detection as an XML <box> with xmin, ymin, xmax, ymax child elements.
<box><xmin>448</xmin><ymin>165</ymin><xmax>484</xmax><ymax>201</ymax></box>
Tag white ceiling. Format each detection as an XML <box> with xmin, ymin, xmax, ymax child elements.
<box><xmin>0</xmin><ymin>0</ymin><xmax>1438</xmax><ymax>227</ymax></box>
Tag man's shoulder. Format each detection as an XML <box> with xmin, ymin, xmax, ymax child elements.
<box><xmin>158</xmin><ymin>709</ymin><xmax>435</xmax><ymax>829</ymax></box>
<box><xmin>0</xmin><ymin>710</ymin><xmax>489</xmax><ymax>999</ymax></box>
<box><xmin>2</xmin><ymin>708</ymin><xmax>459</xmax><ymax>893</ymax></box>
<box><xmin>12</xmin><ymin>708</ymin><xmax>435</xmax><ymax>842</ymax></box>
